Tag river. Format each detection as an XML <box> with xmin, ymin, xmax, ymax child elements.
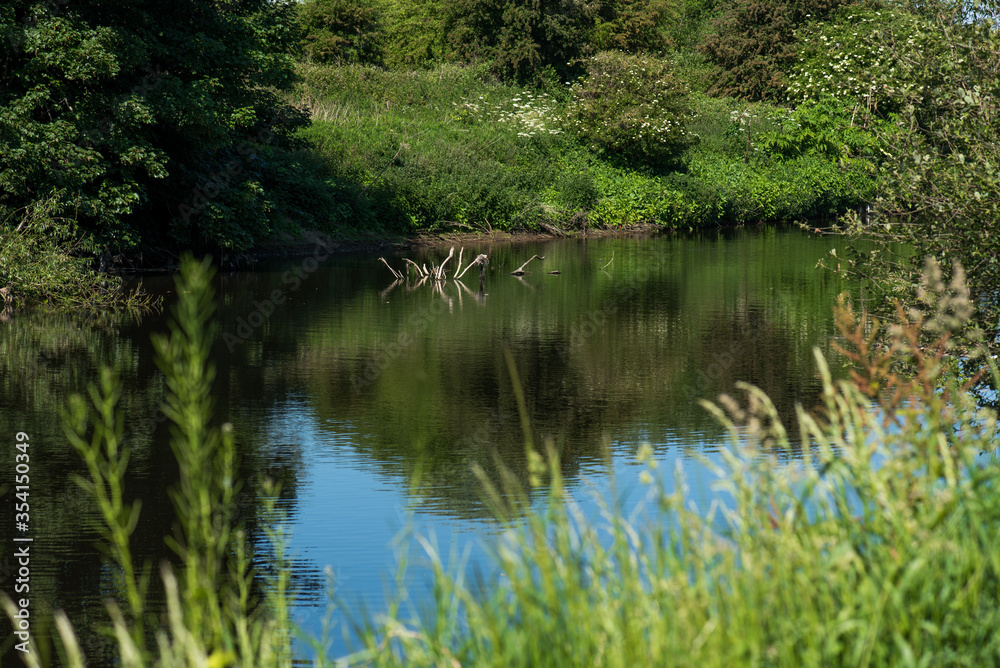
<box><xmin>0</xmin><ymin>226</ymin><xmax>856</xmax><ymax>661</ymax></box>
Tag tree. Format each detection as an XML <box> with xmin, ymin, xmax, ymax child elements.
<box><xmin>442</xmin><ymin>0</ymin><xmax>598</xmax><ymax>82</ymax></box>
<box><xmin>297</xmin><ymin>0</ymin><xmax>385</xmax><ymax>66</ymax></box>
<box><xmin>698</xmin><ymin>0</ymin><xmax>856</xmax><ymax>101</ymax></box>
<box><xmin>811</xmin><ymin>1</ymin><xmax>1000</xmax><ymax>359</ymax></box>
<box><xmin>0</xmin><ymin>0</ymin><xmax>319</xmax><ymax>260</ymax></box>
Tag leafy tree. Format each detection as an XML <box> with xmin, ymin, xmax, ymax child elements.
<box><xmin>378</xmin><ymin>0</ymin><xmax>453</xmax><ymax>69</ymax></box>
<box><xmin>377</xmin><ymin>0</ymin><xmax>679</xmax><ymax>80</ymax></box>
<box><xmin>591</xmin><ymin>0</ymin><xmax>678</xmax><ymax>54</ymax></box>
<box><xmin>787</xmin><ymin>5</ymin><xmax>939</xmax><ymax>113</ymax></box>
<box><xmin>0</xmin><ymin>0</ymin><xmax>322</xmax><ymax>260</ymax></box>
<box><xmin>297</xmin><ymin>0</ymin><xmax>385</xmax><ymax>66</ymax></box>
<box><xmin>562</xmin><ymin>51</ymin><xmax>694</xmax><ymax>168</ymax></box>
<box><xmin>443</xmin><ymin>0</ymin><xmax>598</xmax><ymax>82</ymax></box>
<box><xmin>698</xmin><ymin>0</ymin><xmax>856</xmax><ymax>101</ymax></box>
<box><xmin>816</xmin><ymin>0</ymin><xmax>1000</xmax><ymax>357</ymax></box>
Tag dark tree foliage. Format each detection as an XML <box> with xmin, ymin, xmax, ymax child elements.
<box><xmin>443</xmin><ymin>0</ymin><xmax>597</xmax><ymax>82</ymax></box>
<box><xmin>698</xmin><ymin>0</ymin><xmax>856</xmax><ymax>101</ymax></box>
<box><xmin>591</xmin><ymin>0</ymin><xmax>677</xmax><ymax>53</ymax></box>
<box><xmin>374</xmin><ymin>0</ymin><xmax>679</xmax><ymax>80</ymax></box>
<box><xmin>0</xmin><ymin>0</ymin><xmax>321</xmax><ymax>259</ymax></box>
<box><xmin>297</xmin><ymin>0</ymin><xmax>385</xmax><ymax>66</ymax></box>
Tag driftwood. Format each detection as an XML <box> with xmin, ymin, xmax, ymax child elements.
<box><xmin>380</xmin><ymin>248</ymin><xmax>488</xmax><ymax>289</ymax></box>
<box><xmin>379</xmin><ymin>257</ymin><xmax>403</xmax><ymax>280</ymax></box>
<box><xmin>456</xmin><ymin>253</ymin><xmax>488</xmax><ymax>279</ymax></box>
<box><xmin>402</xmin><ymin>258</ymin><xmax>425</xmax><ymax>277</ymax></box>
<box><xmin>510</xmin><ymin>255</ymin><xmax>544</xmax><ymax>276</ymax></box>
<box><xmin>435</xmin><ymin>246</ymin><xmax>455</xmax><ymax>280</ymax></box>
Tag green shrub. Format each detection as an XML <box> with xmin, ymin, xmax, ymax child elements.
<box><xmin>562</xmin><ymin>51</ymin><xmax>695</xmax><ymax>169</ymax></box>
<box><xmin>443</xmin><ymin>0</ymin><xmax>596</xmax><ymax>82</ymax></box>
<box><xmin>786</xmin><ymin>5</ymin><xmax>936</xmax><ymax>109</ymax></box>
<box><xmin>591</xmin><ymin>0</ymin><xmax>677</xmax><ymax>53</ymax></box>
<box><xmin>0</xmin><ymin>195</ymin><xmax>156</xmax><ymax>309</ymax></box>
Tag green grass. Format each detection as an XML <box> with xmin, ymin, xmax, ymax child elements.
<box><xmin>6</xmin><ymin>259</ymin><xmax>996</xmax><ymax>666</ymax></box>
<box><xmin>292</xmin><ymin>63</ymin><xmax>872</xmax><ymax>236</ymax></box>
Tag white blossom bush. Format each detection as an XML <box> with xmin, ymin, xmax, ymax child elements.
<box><xmin>561</xmin><ymin>51</ymin><xmax>694</xmax><ymax>168</ymax></box>
<box><xmin>787</xmin><ymin>7</ymin><xmax>942</xmax><ymax>110</ymax></box>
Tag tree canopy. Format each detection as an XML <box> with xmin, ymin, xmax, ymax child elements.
<box><xmin>0</xmin><ymin>0</ymin><xmax>325</xmax><ymax>259</ymax></box>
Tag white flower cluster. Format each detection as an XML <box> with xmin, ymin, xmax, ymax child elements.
<box><xmin>453</xmin><ymin>90</ymin><xmax>562</xmax><ymax>137</ymax></box>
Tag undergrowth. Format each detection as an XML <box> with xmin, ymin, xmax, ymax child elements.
<box><xmin>0</xmin><ymin>196</ymin><xmax>158</xmax><ymax>311</ymax></box>
<box><xmin>292</xmin><ymin>63</ymin><xmax>872</xmax><ymax>235</ymax></box>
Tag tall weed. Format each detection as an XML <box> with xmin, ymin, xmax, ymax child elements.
<box><xmin>2</xmin><ymin>256</ymin><xmax>294</xmax><ymax>667</ymax></box>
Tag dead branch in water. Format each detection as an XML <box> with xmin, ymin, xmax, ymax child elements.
<box><xmin>510</xmin><ymin>255</ymin><xmax>544</xmax><ymax>276</ymax></box>
<box><xmin>402</xmin><ymin>258</ymin><xmax>426</xmax><ymax>277</ymax></box>
<box><xmin>381</xmin><ymin>247</ymin><xmax>484</xmax><ymax>284</ymax></box>
<box><xmin>379</xmin><ymin>257</ymin><xmax>403</xmax><ymax>280</ymax></box>
<box><xmin>456</xmin><ymin>253</ymin><xmax>489</xmax><ymax>279</ymax></box>
<box><xmin>436</xmin><ymin>246</ymin><xmax>455</xmax><ymax>280</ymax></box>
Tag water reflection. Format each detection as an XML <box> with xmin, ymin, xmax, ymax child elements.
<box><xmin>0</xmin><ymin>227</ymin><xmax>854</xmax><ymax>662</ymax></box>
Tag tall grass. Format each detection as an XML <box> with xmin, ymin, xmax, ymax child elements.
<box><xmin>5</xmin><ymin>257</ymin><xmax>997</xmax><ymax>666</ymax></box>
<box><xmin>2</xmin><ymin>256</ymin><xmax>294</xmax><ymax>667</ymax></box>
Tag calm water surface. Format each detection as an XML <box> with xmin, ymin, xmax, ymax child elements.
<box><xmin>0</xmin><ymin>227</ymin><xmax>856</xmax><ymax>661</ymax></box>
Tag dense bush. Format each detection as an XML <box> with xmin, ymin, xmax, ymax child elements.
<box><xmin>797</xmin><ymin>1</ymin><xmax>1000</xmax><ymax>360</ymax></box>
<box><xmin>562</xmin><ymin>51</ymin><xmax>695</xmax><ymax>169</ymax></box>
<box><xmin>698</xmin><ymin>0</ymin><xmax>856</xmax><ymax>101</ymax></box>
<box><xmin>590</xmin><ymin>0</ymin><xmax>677</xmax><ymax>53</ymax></box>
<box><xmin>0</xmin><ymin>196</ymin><xmax>156</xmax><ymax>308</ymax></box>
<box><xmin>442</xmin><ymin>0</ymin><xmax>596</xmax><ymax>82</ymax></box>
<box><xmin>786</xmin><ymin>5</ymin><xmax>937</xmax><ymax>112</ymax></box>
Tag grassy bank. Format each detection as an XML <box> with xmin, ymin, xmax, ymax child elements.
<box><xmin>293</xmin><ymin>62</ymin><xmax>871</xmax><ymax>236</ymax></box>
<box><xmin>7</xmin><ymin>256</ymin><xmax>998</xmax><ymax>666</ymax></box>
